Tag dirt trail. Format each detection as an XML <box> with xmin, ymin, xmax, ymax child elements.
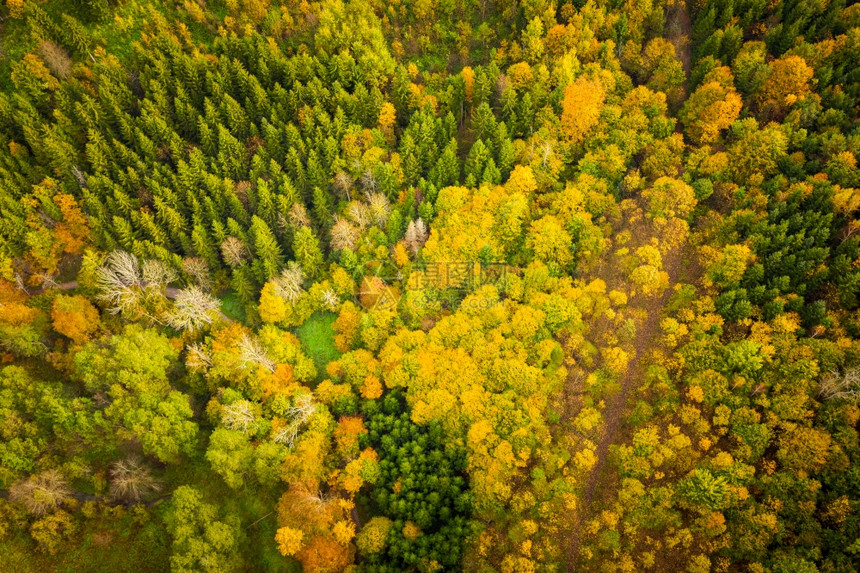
<box><xmin>563</xmin><ymin>4</ymin><xmax>693</xmax><ymax>559</ymax></box>
<box><xmin>564</xmin><ymin>240</ymin><xmax>684</xmax><ymax>571</ymax></box>
<box><xmin>667</xmin><ymin>0</ymin><xmax>694</xmax><ymax>85</ymax></box>
<box><xmin>563</xmin><ymin>6</ymin><xmax>693</xmax><ymax>560</ymax></box>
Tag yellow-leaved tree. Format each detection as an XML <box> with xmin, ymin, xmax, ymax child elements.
<box><xmin>561</xmin><ymin>76</ymin><xmax>606</xmax><ymax>144</ymax></box>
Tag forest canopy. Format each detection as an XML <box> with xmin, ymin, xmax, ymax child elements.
<box><xmin>0</xmin><ymin>0</ymin><xmax>859</xmax><ymax>571</ymax></box>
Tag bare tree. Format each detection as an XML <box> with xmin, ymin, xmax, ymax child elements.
<box><xmin>221</xmin><ymin>237</ymin><xmax>250</xmax><ymax>268</ymax></box>
<box><xmin>141</xmin><ymin>259</ymin><xmax>177</xmax><ymax>289</ymax></box>
<box><xmin>366</xmin><ymin>192</ymin><xmax>391</xmax><ymax>227</ymax></box>
<box><xmin>330</xmin><ymin>217</ymin><xmax>360</xmax><ymax>251</ymax></box>
<box><xmin>186</xmin><ymin>342</ymin><xmax>213</xmax><ymax>372</ymax></box>
<box><xmin>10</xmin><ymin>470</ymin><xmax>72</xmax><ymax>516</ymax></box>
<box><xmin>288</xmin><ymin>202</ymin><xmax>311</xmax><ymax>228</ymax></box>
<box><xmin>234</xmin><ymin>180</ymin><xmax>252</xmax><ymax>209</ymax></box>
<box><xmin>333</xmin><ymin>170</ymin><xmax>353</xmax><ymax>201</ymax></box>
<box><xmin>238</xmin><ymin>334</ymin><xmax>275</xmax><ymax>372</ymax></box>
<box><xmin>820</xmin><ymin>367</ymin><xmax>860</xmax><ymax>404</ymax></box>
<box><xmin>404</xmin><ymin>218</ymin><xmax>429</xmax><ymax>254</ymax></box>
<box><xmin>37</xmin><ymin>41</ymin><xmax>71</xmax><ymax>80</ymax></box>
<box><xmin>273</xmin><ymin>394</ymin><xmax>317</xmax><ymax>447</ymax></box>
<box><xmin>496</xmin><ymin>73</ymin><xmax>511</xmax><ymax>99</ymax></box>
<box><xmin>346</xmin><ymin>200</ymin><xmax>372</xmax><ymax>230</ymax></box>
<box><xmin>274</xmin><ymin>263</ymin><xmax>305</xmax><ymax>303</ymax></box>
<box><xmin>167</xmin><ymin>286</ymin><xmax>221</xmax><ymax>331</ymax></box>
<box><xmin>109</xmin><ymin>457</ymin><xmax>161</xmax><ymax>503</ymax></box>
<box><xmin>182</xmin><ymin>257</ymin><xmax>211</xmax><ymax>291</ymax></box>
<box><xmin>222</xmin><ymin>400</ymin><xmax>258</xmax><ymax>434</ymax></box>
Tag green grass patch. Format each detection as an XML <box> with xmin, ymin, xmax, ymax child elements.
<box><xmin>294</xmin><ymin>311</ymin><xmax>340</xmax><ymax>380</ymax></box>
<box><xmin>219</xmin><ymin>290</ymin><xmax>247</xmax><ymax>323</ymax></box>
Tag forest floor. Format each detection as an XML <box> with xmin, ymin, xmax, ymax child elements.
<box><xmin>564</xmin><ymin>5</ymin><xmax>694</xmax><ymax>564</ymax></box>
<box><xmin>563</xmin><ymin>208</ymin><xmax>687</xmax><ymax>570</ymax></box>
<box><xmin>667</xmin><ymin>0</ymin><xmax>693</xmax><ymax>81</ymax></box>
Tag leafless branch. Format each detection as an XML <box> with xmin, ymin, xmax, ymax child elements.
<box><xmin>167</xmin><ymin>286</ymin><xmax>221</xmax><ymax>331</ymax></box>
<box><xmin>238</xmin><ymin>333</ymin><xmax>275</xmax><ymax>372</ymax></box>
<box><xmin>222</xmin><ymin>400</ymin><xmax>258</xmax><ymax>434</ymax></box>
<box><xmin>9</xmin><ymin>470</ymin><xmax>71</xmax><ymax>516</ymax></box>
<box><xmin>820</xmin><ymin>367</ymin><xmax>860</xmax><ymax>404</ymax></box>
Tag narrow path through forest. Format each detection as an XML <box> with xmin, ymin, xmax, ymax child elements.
<box><xmin>564</xmin><ymin>240</ymin><xmax>684</xmax><ymax>571</ymax></box>
<box><xmin>564</xmin><ymin>2</ymin><xmax>693</xmax><ymax>568</ymax></box>
<box><xmin>667</xmin><ymin>0</ymin><xmax>693</xmax><ymax>85</ymax></box>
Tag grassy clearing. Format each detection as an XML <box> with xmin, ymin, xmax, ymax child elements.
<box><xmin>219</xmin><ymin>290</ymin><xmax>247</xmax><ymax>322</ymax></box>
<box><xmin>294</xmin><ymin>311</ymin><xmax>340</xmax><ymax>381</ymax></box>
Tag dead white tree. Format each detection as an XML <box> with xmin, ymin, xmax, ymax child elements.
<box><xmin>238</xmin><ymin>333</ymin><xmax>275</xmax><ymax>373</ymax></box>
<box><xmin>222</xmin><ymin>400</ymin><xmax>258</xmax><ymax>434</ymax></box>
<box><xmin>95</xmin><ymin>250</ymin><xmax>145</xmax><ymax>314</ymax></box>
<box><xmin>273</xmin><ymin>394</ymin><xmax>317</xmax><ymax>447</ymax></box>
<box><xmin>14</xmin><ymin>272</ymin><xmax>28</xmax><ymax>294</ymax></box>
<box><xmin>109</xmin><ymin>457</ymin><xmax>161</xmax><ymax>503</ymax></box>
<box><xmin>167</xmin><ymin>286</ymin><xmax>221</xmax><ymax>331</ymax></box>
<box><xmin>71</xmin><ymin>165</ymin><xmax>88</xmax><ymax>188</ymax></box>
<box><xmin>330</xmin><ymin>217</ymin><xmax>360</xmax><ymax>251</ymax></box>
<box><xmin>274</xmin><ymin>263</ymin><xmax>305</xmax><ymax>303</ymax></box>
<box><xmin>321</xmin><ymin>288</ymin><xmax>340</xmax><ymax>311</ymax></box>
<box><xmin>404</xmin><ymin>218</ymin><xmax>429</xmax><ymax>254</ymax></box>
<box><xmin>360</xmin><ymin>169</ymin><xmax>377</xmax><ymax>193</ymax></box>
<box><xmin>819</xmin><ymin>367</ymin><xmax>860</xmax><ymax>404</ymax></box>
<box><xmin>541</xmin><ymin>141</ymin><xmax>554</xmax><ymax>167</ymax></box>
<box><xmin>96</xmin><ymin>252</ymin><xmax>179</xmax><ymax>317</ymax></box>
<box><xmin>221</xmin><ymin>237</ymin><xmax>250</xmax><ymax>268</ymax></box>
<box><xmin>9</xmin><ymin>470</ymin><xmax>72</xmax><ymax>516</ymax></box>
<box><xmin>35</xmin><ymin>272</ymin><xmax>58</xmax><ymax>290</ymax></box>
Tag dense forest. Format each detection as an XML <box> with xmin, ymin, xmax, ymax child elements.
<box><xmin>0</xmin><ymin>0</ymin><xmax>858</xmax><ymax>571</ymax></box>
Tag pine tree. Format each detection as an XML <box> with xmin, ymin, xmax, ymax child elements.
<box><xmin>496</xmin><ymin>123</ymin><xmax>515</xmax><ymax>178</ymax></box>
<box><xmin>472</xmin><ymin>103</ymin><xmax>498</xmax><ymax>153</ymax></box>
<box><xmin>292</xmin><ymin>226</ymin><xmax>324</xmax><ymax>280</ymax></box>
<box><xmin>464</xmin><ymin>139</ymin><xmax>490</xmax><ymax>187</ymax></box>
<box><xmin>249</xmin><ymin>216</ymin><xmax>283</xmax><ymax>281</ymax></box>
<box><xmin>192</xmin><ymin>223</ymin><xmax>220</xmax><ymax>269</ymax></box>
<box><xmin>430</xmin><ymin>139</ymin><xmax>460</xmax><ymax>189</ymax></box>
<box><xmin>59</xmin><ymin>14</ymin><xmax>92</xmax><ymax>56</ymax></box>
